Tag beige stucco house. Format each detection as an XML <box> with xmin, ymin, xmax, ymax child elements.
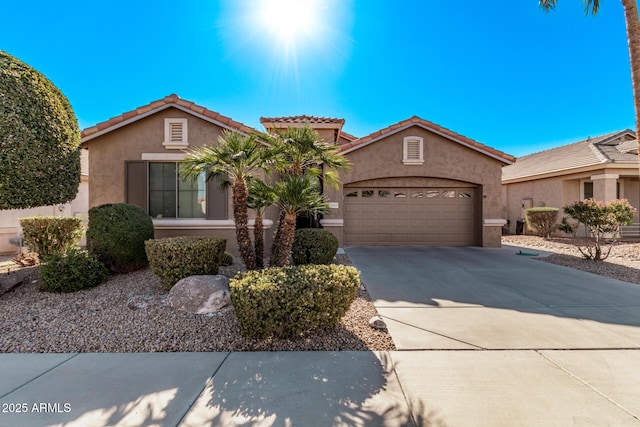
<box><xmin>80</xmin><ymin>94</ymin><xmax>515</xmax><ymax>254</ymax></box>
<box><xmin>502</xmin><ymin>130</ymin><xmax>640</xmax><ymax>235</ymax></box>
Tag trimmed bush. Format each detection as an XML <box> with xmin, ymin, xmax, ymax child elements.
<box><xmin>291</xmin><ymin>228</ymin><xmax>339</xmax><ymax>265</ymax></box>
<box><xmin>40</xmin><ymin>249</ymin><xmax>109</xmax><ymax>293</ymax></box>
<box><xmin>230</xmin><ymin>264</ymin><xmax>360</xmax><ymax>339</ymax></box>
<box><xmin>0</xmin><ymin>51</ymin><xmax>81</xmax><ymax>209</ymax></box>
<box><xmin>19</xmin><ymin>216</ymin><xmax>83</xmax><ymax>258</ymax></box>
<box><xmin>86</xmin><ymin>203</ymin><xmax>154</xmax><ymax>273</ymax></box>
<box><xmin>145</xmin><ymin>236</ymin><xmax>227</xmax><ymax>289</ymax></box>
<box><xmin>524</xmin><ymin>207</ymin><xmax>559</xmax><ymax>238</ymax></box>
<box><xmin>220</xmin><ymin>251</ymin><xmax>234</xmax><ymax>266</ymax></box>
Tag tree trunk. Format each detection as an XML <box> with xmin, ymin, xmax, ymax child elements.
<box><xmin>621</xmin><ymin>0</ymin><xmax>640</xmax><ymax>219</ymax></box>
<box><xmin>275</xmin><ymin>212</ymin><xmax>297</xmax><ymax>267</ymax></box>
<box><xmin>232</xmin><ymin>180</ymin><xmax>256</xmax><ymax>270</ymax></box>
<box><xmin>269</xmin><ymin>208</ymin><xmax>286</xmax><ymax>266</ymax></box>
<box><xmin>254</xmin><ymin>214</ymin><xmax>264</xmax><ymax>269</ymax></box>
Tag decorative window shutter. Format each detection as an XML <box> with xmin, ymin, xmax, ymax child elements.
<box><xmin>125</xmin><ymin>161</ymin><xmax>148</xmax><ymax>210</ymax></box>
<box><xmin>206</xmin><ymin>176</ymin><xmax>228</xmax><ymax>220</ymax></box>
<box><xmin>169</xmin><ymin>122</ymin><xmax>183</xmax><ymax>142</ymax></box>
<box><xmin>406</xmin><ymin>140</ymin><xmax>420</xmax><ymax>160</ymax></box>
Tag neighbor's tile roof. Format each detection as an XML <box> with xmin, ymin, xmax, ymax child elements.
<box><xmin>502</xmin><ymin>130</ymin><xmax>638</xmax><ymax>181</ymax></box>
<box><xmin>260</xmin><ymin>115</ymin><xmax>345</xmax><ymax>125</ymax></box>
<box><xmin>81</xmin><ymin>94</ymin><xmax>258</xmax><ymax>140</ymax></box>
<box><xmin>338</xmin><ymin>115</ymin><xmax>516</xmax><ymax>164</ymax></box>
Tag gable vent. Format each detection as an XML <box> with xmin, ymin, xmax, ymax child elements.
<box><xmin>406</xmin><ymin>140</ymin><xmax>420</xmax><ymax>159</ymax></box>
<box><xmin>402</xmin><ymin>136</ymin><xmax>424</xmax><ymax>165</ymax></box>
<box><xmin>170</xmin><ymin>122</ymin><xmax>183</xmax><ymax>142</ymax></box>
<box><xmin>163</xmin><ymin>118</ymin><xmax>189</xmax><ymax>149</ymax></box>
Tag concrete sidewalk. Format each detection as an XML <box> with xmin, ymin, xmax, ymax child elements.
<box><xmin>1</xmin><ymin>350</ymin><xmax>639</xmax><ymax>426</ymax></box>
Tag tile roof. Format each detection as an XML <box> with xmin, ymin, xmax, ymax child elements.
<box><xmin>338</xmin><ymin>116</ymin><xmax>515</xmax><ymax>164</ymax></box>
<box><xmin>502</xmin><ymin>130</ymin><xmax>638</xmax><ymax>181</ymax></box>
<box><xmin>260</xmin><ymin>115</ymin><xmax>345</xmax><ymax>125</ymax></box>
<box><xmin>81</xmin><ymin>94</ymin><xmax>258</xmax><ymax>141</ymax></box>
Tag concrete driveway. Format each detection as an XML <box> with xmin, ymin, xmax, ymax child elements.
<box><xmin>346</xmin><ymin>245</ymin><xmax>640</xmax><ymax>425</ymax></box>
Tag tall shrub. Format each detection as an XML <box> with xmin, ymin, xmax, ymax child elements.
<box><xmin>19</xmin><ymin>216</ymin><xmax>83</xmax><ymax>258</ymax></box>
<box><xmin>0</xmin><ymin>51</ymin><xmax>80</xmax><ymax>209</ymax></box>
<box><xmin>524</xmin><ymin>207</ymin><xmax>559</xmax><ymax>238</ymax></box>
<box><xmin>559</xmin><ymin>199</ymin><xmax>636</xmax><ymax>261</ymax></box>
<box><xmin>86</xmin><ymin>203</ymin><xmax>154</xmax><ymax>273</ymax></box>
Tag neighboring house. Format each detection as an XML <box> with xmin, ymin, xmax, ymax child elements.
<box><xmin>81</xmin><ymin>94</ymin><xmax>515</xmax><ymax>255</ymax></box>
<box><xmin>502</xmin><ymin>130</ymin><xmax>640</xmax><ymax>235</ymax></box>
<box><xmin>0</xmin><ymin>150</ymin><xmax>89</xmax><ymax>254</ymax></box>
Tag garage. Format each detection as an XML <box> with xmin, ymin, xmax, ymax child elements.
<box><xmin>343</xmin><ymin>187</ymin><xmax>477</xmax><ymax>246</ymax></box>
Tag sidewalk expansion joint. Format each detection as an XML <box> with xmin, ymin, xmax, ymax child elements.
<box><xmin>536</xmin><ymin>350</ymin><xmax>640</xmax><ymax>421</ymax></box>
<box><xmin>175</xmin><ymin>351</ymin><xmax>232</xmax><ymax>426</ymax></box>
<box><xmin>0</xmin><ymin>353</ymin><xmax>79</xmax><ymax>400</ymax></box>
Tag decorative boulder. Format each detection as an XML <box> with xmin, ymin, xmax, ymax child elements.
<box><xmin>168</xmin><ymin>275</ymin><xmax>231</xmax><ymax>314</ymax></box>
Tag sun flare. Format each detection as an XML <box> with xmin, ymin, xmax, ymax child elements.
<box><xmin>258</xmin><ymin>0</ymin><xmax>321</xmax><ymax>43</ymax></box>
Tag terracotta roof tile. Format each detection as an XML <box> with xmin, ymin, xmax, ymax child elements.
<box><xmin>339</xmin><ymin>116</ymin><xmax>515</xmax><ymax>164</ymax></box>
<box><xmin>81</xmin><ymin>94</ymin><xmax>258</xmax><ymax>139</ymax></box>
<box><xmin>260</xmin><ymin>115</ymin><xmax>345</xmax><ymax>125</ymax></box>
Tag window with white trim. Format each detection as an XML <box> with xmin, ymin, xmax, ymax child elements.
<box><xmin>402</xmin><ymin>136</ymin><xmax>424</xmax><ymax>165</ymax></box>
<box><xmin>163</xmin><ymin>118</ymin><xmax>188</xmax><ymax>149</ymax></box>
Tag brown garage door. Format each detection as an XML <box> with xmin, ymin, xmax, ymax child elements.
<box><xmin>344</xmin><ymin>187</ymin><xmax>476</xmax><ymax>246</ymax></box>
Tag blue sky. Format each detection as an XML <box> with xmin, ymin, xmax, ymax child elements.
<box><xmin>1</xmin><ymin>0</ymin><xmax>635</xmax><ymax>156</ymax></box>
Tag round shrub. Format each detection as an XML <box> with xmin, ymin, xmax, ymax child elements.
<box><xmin>145</xmin><ymin>236</ymin><xmax>227</xmax><ymax>289</ymax></box>
<box><xmin>230</xmin><ymin>264</ymin><xmax>360</xmax><ymax>339</ymax></box>
<box><xmin>220</xmin><ymin>251</ymin><xmax>234</xmax><ymax>266</ymax></box>
<box><xmin>291</xmin><ymin>228</ymin><xmax>339</xmax><ymax>265</ymax></box>
<box><xmin>19</xmin><ymin>216</ymin><xmax>83</xmax><ymax>258</ymax></box>
<box><xmin>86</xmin><ymin>203</ymin><xmax>154</xmax><ymax>273</ymax></box>
<box><xmin>40</xmin><ymin>249</ymin><xmax>109</xmax><ymax>293</ymax></box>
<box><xmin>0</xmin><ymin>51</ymin><xmax>81</xmax><ymax>209</ymax></box>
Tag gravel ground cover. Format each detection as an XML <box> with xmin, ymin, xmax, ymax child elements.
<box><xmin>502</xmin><ymin>235</ymin><xmax>640</xmax><ymax>286</ymax></box>
<box><xmin>0</xmin><ymin>255</ymin><xmax>395</xmax><ymax>353</ymax></box>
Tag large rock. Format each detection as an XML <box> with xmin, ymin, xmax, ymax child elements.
<box><xmin>168</xmin><ymin>275</ymin><xmax>231</xmax><ymax>314</ymax></box>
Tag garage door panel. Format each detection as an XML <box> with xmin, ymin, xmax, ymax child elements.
<box><xmin>344</xmin><ymin>187</ymin><xmax>476</xmax><ymax>246</ymax></box>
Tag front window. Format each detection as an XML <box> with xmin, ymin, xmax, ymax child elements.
<box><xmin>583</xmin><ymin>182</ymin><xmax>594</xmax><ymax>200</ymax></box>
<box><xmin>149</xmin><ymin>162</ymin><xmax>205</xmax><ymax>218</ymax></box>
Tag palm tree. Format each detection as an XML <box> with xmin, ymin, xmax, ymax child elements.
<box><xmin>271</xmin><ymin>174</ymin><xmax>330</xmax><ymax>267</ymax></box>
<box><xmin>181</xmin><ymin>131</ymin><xmax>269</xmax><ymax>270</ymax></box>
<box><xmin>540</xmin><ymin>0</ymin><xmax>640</xmax><ymax>186</ymax></box>
<box><xmin>258</xmin><ymin>125</ymin><xmax>351</xmax><ymax>265</ymax></box>
<box><xmin>247</xmin><ymin>177</ymin><xmax>277</xmax><ymax>269</ymax></box>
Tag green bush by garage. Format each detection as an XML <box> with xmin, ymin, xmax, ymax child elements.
<box><xmin>230</xmin><ymin>264</ymin><xmax>360</xmax><ymax>339</ymax></box>
<box><xmin>145</xmin><ymin>236</ymin><xmax>227</xmax><ymax>289</ymax></box>
<box><xmin>291</xmin><ymin>228</ymin><xmax>339</xmax><ymax>265</ymax></box>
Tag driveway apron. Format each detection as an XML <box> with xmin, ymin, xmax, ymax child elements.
<box><xmin>345</xmin><ymin>245</ymin><xmax>640</xmax><ymax>350</ymax></box>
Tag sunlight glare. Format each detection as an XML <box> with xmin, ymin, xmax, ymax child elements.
<box><xmin>258</xmin><ymin>0</ymin><xmax>320</xmax><ymax>43</ymax></box>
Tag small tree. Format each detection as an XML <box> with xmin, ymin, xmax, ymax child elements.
<box><xmin>524</xmin><ymin>207</ymin><xmax>559</xmax><ymax>238</ymax></box>
<box><xmin>559</xmin><ymin>199</ymin><xmax>636</xmax><ymax>261</ymax></box>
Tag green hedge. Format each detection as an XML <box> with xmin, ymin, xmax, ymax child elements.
<box><xmin>145</xmin><ymin>236</ymin><xmax>227</xmax><ymax>289</ymax></box>
<box><xmin>524</xmin><ymin>207</ymin><xmax>559</xmax><ymax>238</ymax></box>
<box><xmin>86</xmin><ymin>203</ymin><xmax>154</xmax><ymax>273</ymax></box>
<box><xmin>291</xmin><ymin>228</ymin><xmax>339</xmax><ymax>265</ymax></box>
<box><xmin>0</xmin><ymin>51</ymin><xmax>80</xmax><ymax>209</ymax></box>
<box><xmin>40</xmin><ymin>249</ymin><xmax>109</xmax><ymax>293</ymax></box>
<box><xmin>230</xmin><ymin>264</ymin><xmax>360</xmax><ymax>339</ymax></box>
<box><xmin>19</xmin><ymin>216</ymin><xmax>83</xmax><ymax>258</ymax></box>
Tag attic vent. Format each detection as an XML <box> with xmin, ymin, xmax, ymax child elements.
<box><xmin>402</xmin><ymin>136</ymin><xmax>424</xmax><ymax>165</ymax></box>
<box><xmin>170</xmin><ymin>122</ymin><xmax>183</xmax><ymax>142</ymax></box>
<box><xmin>163</xmin><ymin>118</ymin><xmax>188</xmax><ymax>149</ymax></box>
